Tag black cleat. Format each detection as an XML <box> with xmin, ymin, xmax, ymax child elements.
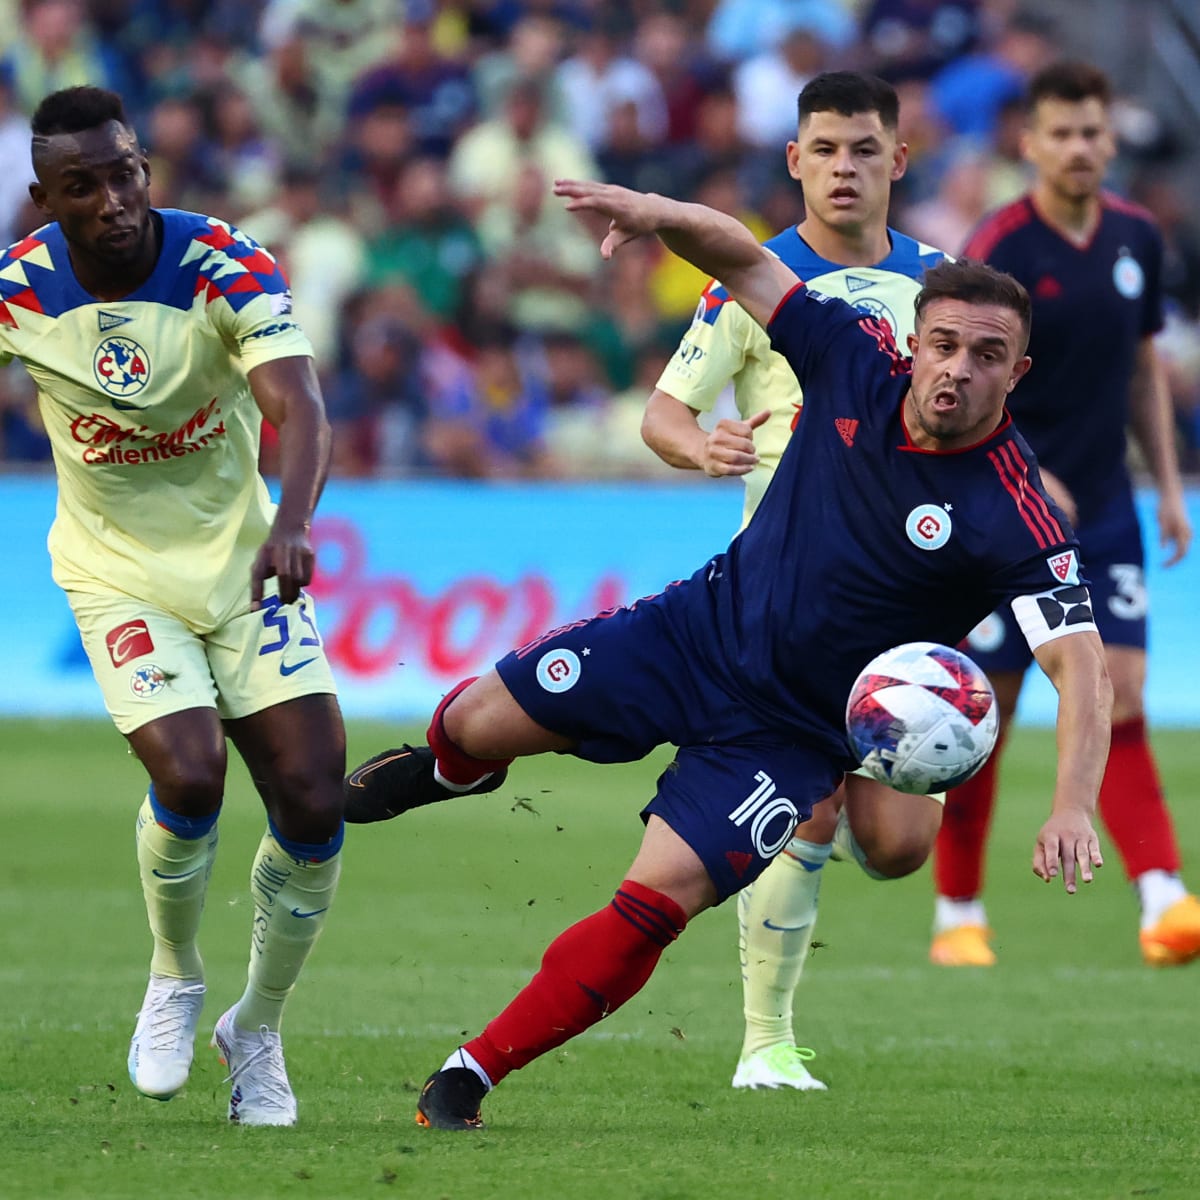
<box><xmin>415</xmin><ymin>1068</ymin><xmax>487</xmax><ymax>1131</ymax></box>
<box><xmin>343</xmin><ymin>745</ymin><xmax>508</xmax><ymax>824</ymax></box>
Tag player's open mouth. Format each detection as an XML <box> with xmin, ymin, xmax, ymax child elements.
<box><xmin>829</xmin><ymin>189</ymin><xmax>859</xmax><ymax>205</ymax></box>
<box><xmin>931</xmin><ymin>390</ymin><xmax>960</xmax><ymax>411</ymax></box>
<box><xmin>101</xmin><ymin>227</ymin><xmax>138</xmax><ymax>247</ymax></box>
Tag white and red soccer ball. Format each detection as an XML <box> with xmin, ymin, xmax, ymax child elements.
<box><xmin>845</xmin><ymin>642</ymin><xmax>998</xmax><ymax>795</ymax></box>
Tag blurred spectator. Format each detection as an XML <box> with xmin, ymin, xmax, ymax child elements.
<box><xmin>633</xmin><ymin>11</ymin><xmax>714</xmax><ymax>146</ymax></box>
<box><xmin>258</xmin><ymin>0</ymin><xmax>398</xmax><ymax>112</ymax></box>
<box><xmin>447</xmin><ymin>76</ymin><xmax>598</xmax><ymax>224</ymax></box>
<box><xmin>596</xmin><ymin>98</ymin><xmax>678</xmax><ymax>195</ymax></box>
<box><xmin>474</xmin><ymin>161</ymin><xmax>596</xmax><ymax>334</ymax></box>
<box><xmin>364</xmin><ymin>156</ymin><xmax>482</xmax><ymax>324</ymax></box>
<box><xmin>556</xmin><ymin>17</ymin><xmax>667</xmax><ymax>153</ymax></box>
<box><xmin>663</xmin><ymin>86</ymin><xmax>748</xmax><ymax>199</ymax></box>
<box><xmin>901</xmin><ymin>142</ymin><xmax>989</xmax><ymax>253</ymax></box>
<box><xmin>1</xmin><ymin>0</ymin><xmax>129</xmax><ymax>115</ymax></box>
<box><xmin>340</xmin><ymin>102</ymin><xmax>416</xmax><ymax>217</ymax></box>
<box><xmin>234</xmin><ymin>31</ymin><xmax>346</xmax><ymax>171</ymax></box>
<box><xmin>928</xmin><ymin>9</ymin><xmax>1055</xmax><ymax>141</ymax></box>
<box><xmin>324</xmin><ymin>313</ymin><xmax>433</xmax><ymax>477</ymax></box>
<box><xmin>707</xmin><ymin>0</ymin><xmax>855</xmax><ymax>62</ymax></box>
<box><xmin>981</xmin><ymin>92</ymin><xmax>1031</xmax><ymax>209</ymax></box>
<box><xmin>242</xmin><ymin>165</ymin><xmax>367</xmax><ymax>367</ymax></box>
<box><xmin>541</xmin><ymin>332</ymin><xmax>677</xmax><ymax>478</ymax></box>
<box><xmin>142</xmin><ymin>93</ymin><xmax>221</xmax><ymax>211</ymax></box>
<box><xmin>732</xmin><ymin>17</ymin><xmax>828</xmax><ymax>151</ymax></box>
<box><xmin>0</xmin><ymin>78</ymin><xmax>36</xmax><ymax>246</ymax></box>
<box><xmin>888</xmin><ymin>75</ymin><xmax>952</xmax><ymax>206</ymax></box>
<box><xmin>0</xmin><ymin>361</ymin><xmax>49</xmax><ymax>465</ymax></box>
<box><xmin>346</xmin><ymin>3</ymin><xmax>476</xmax><ymax>160</ymax></box>
<box><xmin>648</xmin><ymin>166</ymin><xmax>770</xmax><ymax>325</ymax></box>
<box><xmin>1132</xmin><ymin>171</ymin><xmax>1200</xmax><ymax>471</ymax></box>
<box><xmin>197</xmin><ymin>83</ymin><xmax>281</xmax><ymax>214</ymax></box>
<box><xmin>860</xmin><ymin>0</ymin><xmax>982</xmax><ymax>80</ymax></box>
<box><xmin>423</xmin><ymin>322</ymin><xmax>556</xmax><ymax>479</ymax></box>
<box><xmin>472</xmin><ymin>12</ymin><xmax>568</xmax><ymax>121</ymax></box>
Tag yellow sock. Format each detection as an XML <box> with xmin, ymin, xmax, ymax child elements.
<box><xmin>135</xmin><ymin>796</ymin><xmax>218</xmax><ymax>980</ymax></box>
<box><xmin>235</xmin><ymin>828</ymin><xmax>341</xmax><ymax>1033</ymax></box>
<box><xmin>738</xmin><ymin>837</ymin><xmax>830</xmax><ymax>1058</ymax></box>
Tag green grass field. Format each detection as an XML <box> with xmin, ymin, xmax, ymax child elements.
<box><xmin>2</xmin><ymin>719</ymin><xmax>1198</xmax><ymax>1200</ymax></box>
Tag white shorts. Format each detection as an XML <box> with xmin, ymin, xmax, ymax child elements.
<box><xmin>70</xmin><ymin>588</ymin><xmax>338</xmax><ymax>734</ymax></box>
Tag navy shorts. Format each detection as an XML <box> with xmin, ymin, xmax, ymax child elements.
<box><xmin>967</xmin><ymin>488</ymin><xmax>1147</xmax><ymax>673</ymax></box>
<box><xmin>495</xmin><ymin>582</ymin><xmax>843</xmax><ymax>902</ymax></box>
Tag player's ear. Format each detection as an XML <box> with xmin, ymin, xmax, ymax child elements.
<box><xmin>785</xmin><ymin>139</ymin><xmax>802</xmax><ymax>182</ymax></box>
<box><xmin>28</xmin><ymin>181</ymin><xmax>48</xmax><ymax>214</ymax></box>
<box><xmin>891</xmin><ymin>140</ymin><xmax>908</xmax><ymax>182</ymax></box>
<box><xmin>1007</xmin><ymin>354</ymin><xmax>1033</xmax><ymax>391</ymax></box>
<box><xmin>906</xmin><ymin>330</ymin><xmax>919</xmax><ymax>355</ymax></box>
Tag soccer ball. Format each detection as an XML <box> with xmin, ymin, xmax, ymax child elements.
<box><xmin>845</xmin><ymin>642</ymin><xmax>998</xmax><ymax>795</ymax></box>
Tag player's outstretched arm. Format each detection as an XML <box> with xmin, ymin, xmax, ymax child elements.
<box><xmin>247</xmin><ymin>355</ymin><xmax>332</xmax><ymax>610</ymax></box>
<box><xmin>1030</xmin><ymin>631</ymin><xmax>1111</xmax><ymax>893</ymax></box>
<box><xmin>1129</xmin><ymin>336</ymin><xmax>1193</xmax><ymax>566</ymax></box>
<box><xmin>642</xmin><ymin>388</ymin><xmax>769</xmax><ymax>477</ymax></box>
<box><xmin>554</xmin><ymin>179</ymin><xmax>798</xmax><ymax>329</ymax></box>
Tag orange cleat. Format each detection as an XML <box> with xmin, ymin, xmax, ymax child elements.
<box><xmin>1140</xmin><ymin>895</ymin><xmax>1200</xmax><ymax>966</ymax></box>
<box><xmin>929</xmin><ymin>924</ymin><xmax>996</xmax><ymax>967</ymax></box>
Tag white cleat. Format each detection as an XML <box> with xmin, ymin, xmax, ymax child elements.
<box><xmin>212</xmin><ymin>1006</ymin><xmax>298</xmax><ymax>1126</ymax></box>
<box><xmin>128</xmin><ymin>976</ymin><xmax>206</xmax><ymax>1100</ymax></box>
<box><xmin>732</xmin><ymin>1044</ymin><xmax>828</xmax><ymax>1091</ymax></box>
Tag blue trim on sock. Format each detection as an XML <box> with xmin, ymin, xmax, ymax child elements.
<box><xmin>147</xmin><ymin>783</ymin><xmax>219</xmax><ymax>839</ymax></box>
<box><xmin>268</xmin><ymin>815</ymin><xmax>345</xmax><ymax>863</ymax></box>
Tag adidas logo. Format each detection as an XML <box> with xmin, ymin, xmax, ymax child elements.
<box><xmin>98</xmin><ymin>310</ymin><xmax>132</xmax><ymax>331</ymax></box>
<box><xmin>835</xmin><ymin>417</ymin><xmax>859</xmax><ymax>447</ymax></box>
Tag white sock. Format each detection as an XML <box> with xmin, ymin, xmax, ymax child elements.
<box><xmin>442</xmin><ymin>1046</ymin><xmax>493</xmax><ymax>1090</ymax></box>
<box><xmin>1135</xmin><ymin>870</ymin><xmax>1188</xmax><ymax>928</ymax></box>
<box><xmin>934</xmin><ymin>896</ymin><xmax>988</xmax><ymax>933</ymax></box>
<box><xmin>433</xmin><ymin>763</ymin><xmax>493</xmax><ymax>792</ymax></box>
<box><xmin>737</xmin><ymin>836</ymin><xmax>830</xmax><ymax>1058</ymax></box>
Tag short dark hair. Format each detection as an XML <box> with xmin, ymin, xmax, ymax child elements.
<box><xmin>797</xmin><ymin>72</ymin><xmax>899</xmax><ymax>131</ymax></box>
<box><xmin>915</xmin><ymin>259</ymin><xmax>1031</xmax><ymax>350</ymax></box>
<box><xmin>1026</xmin><ymin>61</ymin><xmax>1111</xmax><ymax>112</ymax></box>
<box><xmin>31</xmin><ymin>86</ymin><xmax>129</xmax><ymax>138</ymax></box>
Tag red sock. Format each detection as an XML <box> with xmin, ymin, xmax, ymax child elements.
<box><xmin>463</xmin><ymin>881</ymin><xmax>686</xmax><ymax>1086</ymax></box>
<box><xmin>934</xmin><ymin>731</ymin><xmax>1007</xmax><ymax>899</ymax></box>
<box><xmin>426</xmin><ymin>676</ymin><xmax>512</xmax><ymax>786</ymax></box>
<box><xmin>1098</xmin><ymin>716</ymin><xmax>1180</xmax><ymax>880</ymax></box>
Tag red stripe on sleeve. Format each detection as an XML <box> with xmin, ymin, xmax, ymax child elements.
<box><xmin>988</xmin><ymin>446</ymin><xmax>1049</xmax><ymax>549</ymax></box>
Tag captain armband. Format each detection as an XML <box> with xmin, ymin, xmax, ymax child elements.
<box><xmin>1011</xmin><ymin>584</ymin><xmax>1099</xmax><ymax>653</ymax></box>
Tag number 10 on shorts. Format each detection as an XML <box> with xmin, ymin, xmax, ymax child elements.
<box><xmin>729</xmin><ymin>771</ymin><xmax>799</xmax><ymax>859</ymax></box>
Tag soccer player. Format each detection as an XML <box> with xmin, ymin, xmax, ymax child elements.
<box><xmin>348</xmin><ymin>178</ymin><xmax>1111</xmax><ymax>1132</ymax></box>
<box><xmin>642</xmin><ymin>71</ymin><xmax>952</xmax><ymax>1092</ymax></box>
<box><xmin>6</xmin><ymin>87</ymin><xmax>347</xmax><ymax>1124</ymax></box>
<box><xmin>931</xmin><ymin>62</ymin><xmax>1198</xmax><ymax>969</ymax></box>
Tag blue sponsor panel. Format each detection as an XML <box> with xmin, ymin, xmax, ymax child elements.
<box><xmin>1</xmin><ymin>478</ymin><xmax>1197</xmax><ymax>725</ymax></box>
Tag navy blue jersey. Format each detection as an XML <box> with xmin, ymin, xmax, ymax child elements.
<box><xmin>964</xmin><ymin>193</ymin><xmax>1164</xmax><ymax>524</ymax></box>
<box><xmin>682</xmin><ymin>284</ymin><xmax>1085</xmax><ymax>760</ymax></box>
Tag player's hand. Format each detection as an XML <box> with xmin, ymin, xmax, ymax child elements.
<box><xmin>250</xmin><ymin>523</ymin><xmax>315</xmax><ymax>611</ymax></box>
<box><xmin>1158</xmin><ymin>491</ymin><xmax>1192</xmax><ymax>567</ymax></box>
<box><xmin>700</xmin><ymin>409</ymin><xmax>770</xmax><ymax>477</ymax></box>
<box><xmin>1032</xmin><ymin>810</ymin><xmax>1103</xmax><ymax>893</ymax></box>
<box><xmin>554</xmin><ymin>179</ymin><xmax>671</xmax><ymax>259</ymax></box>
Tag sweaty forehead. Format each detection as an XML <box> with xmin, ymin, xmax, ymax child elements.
<box><xmin>37</xmin><ymin>120</ymin><xmax>140</xmax><ymax>175</ymax></box>
<box><xmin>920</xmin><ymin>299</ymin><xmax>1023</xmax><ymax>344</ymax></box>
<box><xmin>799</xmin><ymin>109</ymin><xmax>889</xmax><ymax>143</ymax></box>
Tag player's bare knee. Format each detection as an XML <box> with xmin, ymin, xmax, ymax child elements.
<box><xmin>150</xmin><ymin>765</ymin><xmax>224</xmax><ymax>817</ymax></box>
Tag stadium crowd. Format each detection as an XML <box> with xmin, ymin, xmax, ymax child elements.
<box><xmin>1</xmin><ymin>0</ymin><xmax>1198</xmax><ymax>477</ymax></box>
